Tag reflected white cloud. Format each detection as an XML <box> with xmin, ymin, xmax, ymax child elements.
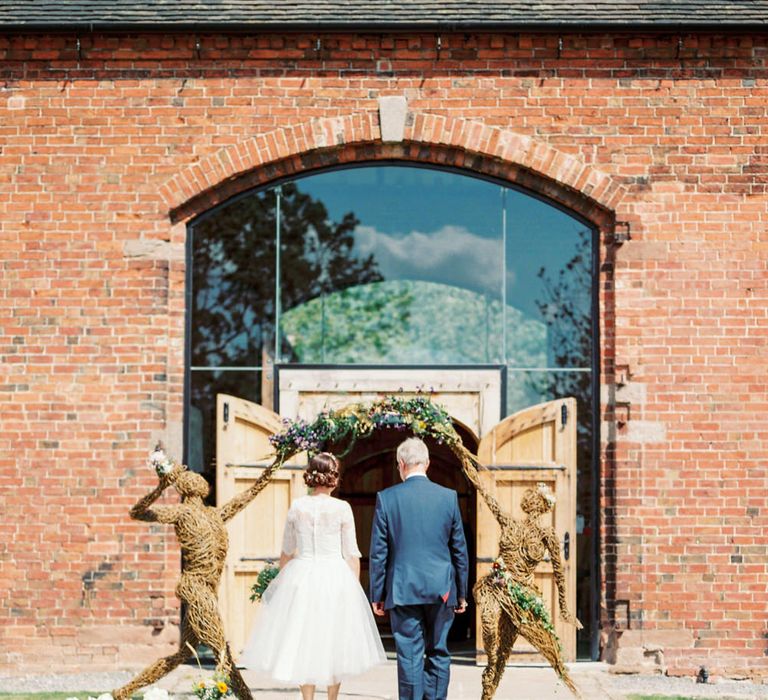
<box><xmin>354</xmin><ymin>224</ymin><xmax>515</xmax><ymax>295</ymax></box>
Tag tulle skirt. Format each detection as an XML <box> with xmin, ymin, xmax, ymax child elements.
<box><xmin>239</xmin><ymin>556</ymin><xmax>387</xmax><ymax>686</ymax></box>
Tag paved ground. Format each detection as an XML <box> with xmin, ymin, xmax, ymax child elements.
<box><xmin>2</xmin><ymin>660</ymin><xmax>767</xmax><ymax>699</ymax></box>
<box><xmin>153</xmin><ymin>660</ymin><xmax>596</xmax><ymax>699</ymax></box>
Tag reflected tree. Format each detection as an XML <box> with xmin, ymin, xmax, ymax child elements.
<box><xmin>191</xmin><ymin>182</ymin><xmax>383</xmax><ymax>368</ymax></box>
<box><xmin>190</xmin><ymin>183</ymin><xmax>389</xmax><ymax>479</ymax></box>
<box><xmin>531</xmin><ymin>228</ymin><xmax>593</xmax><ymax>436</ymax></box>
<box><xmin>531</xmin><ymin>227</ymin><xmax>594</xmax><ymax>641</ymax></box>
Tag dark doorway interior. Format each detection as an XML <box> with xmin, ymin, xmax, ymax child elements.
<box><xmin>335</xmin><ymin>424</ymin><xmax>479</xmax><ymax>650</ymax></box>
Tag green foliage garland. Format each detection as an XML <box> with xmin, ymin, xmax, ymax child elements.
<box><xmin>268</xmin><ymin>394</ymin><xmax>460</xmax><ymax>460</ymax></box>
<box><xmin>491</xmin><ymin>557</ymin><xmax>558</xmax><ymax>638</ymax></box>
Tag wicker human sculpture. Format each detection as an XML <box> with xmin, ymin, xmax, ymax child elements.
<box><xmin>469</xmin><ymin>476</ymin><xmax>583</xmax><ymax>699</ymax></box>
<box><xmin>112</xmin><ymin>449</ymin><xmax>281</xmax><ymax>700</ymax></box>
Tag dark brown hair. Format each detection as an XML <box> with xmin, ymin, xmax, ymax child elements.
<box><xmin>304</xmin><ymin>452</ymin><xmax>340</xmax><ymax>489</ymax></box>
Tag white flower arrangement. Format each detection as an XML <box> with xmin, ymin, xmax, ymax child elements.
<box><xmin>537</xmin><ymin>482</ymin><xmax>557</xmax><ymax>507</ymax></box>
<box><xmin>64</xmin><ymin>691</ymin><xmax>167</xmax><ymax>700</ymax></box>
<box><xmin>148</xmin><ymin>445</ymin><xmax>175</xmax><ymax>476</ymax></box>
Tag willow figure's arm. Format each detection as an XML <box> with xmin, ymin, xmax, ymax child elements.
<box><xmin>468</xmin><ymin>469</ymin><xmax>512</xmax><ymax>529</ymax></box>
<box><xmin>218</xmin><ymin>461</ymin><xmax>280</xmax><ymax>523</ymax></box>
<box><xmin>459</xmin><ymin>449</ymin><xmax>513</xmax><ymax>529</ymax></box>
<box><xmin>130</xmin><ymin>469</ymin><xmax>182</xmax><ymax>524</ymax></box>
<box><xmin>543</xmin><ymin>527</ymin><xmax>582</xmax><ymax>628</ymax></box>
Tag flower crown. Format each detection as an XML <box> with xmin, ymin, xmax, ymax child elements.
<box><xmin>148</xmin><ymin>444</ymin><xmax>175</xmax><ymax>475</ymax></box>
<box><xmin>537</xmin><ymin>482</ymin><xmax>557</xmax><ymax>506</ymax></box>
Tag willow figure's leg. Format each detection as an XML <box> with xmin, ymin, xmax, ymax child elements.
<box><xmin>518</xmin><ymin>621</ymin><xmax>581</xmax><ymax>698</ymax></box>
<box><xmin>490</xmin><ymin>613</ymin><xmax>519</xmax><ymax>693</ymax></box>
<box><xmin>112</xmin><ymin>623</ymin><xmax>197</xmax><ymax>700</ymax></box>
<box><xmin>300</xmin><ymin>684</ymin><xmax>316</xmax><ymax>700</ymax></box>
<box><xmin>219</xmin><ymin>641</ymin><xmax>252</xmax><ymax>700</ymax></box>
<box><xmin>477</xmin><ymin>589</ymin><xmax>504</xmax><ymax>700</ymax></box>
<box><xmin>183</xmin><ymin>580</ymin><xmax>253</xmax><ymax>700</ymax></box>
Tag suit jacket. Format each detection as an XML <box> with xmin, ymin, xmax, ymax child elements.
<box><xmin>369</xmin><ymin>475</ymin><xmax>469</xmax><ymax>610</ymax></box>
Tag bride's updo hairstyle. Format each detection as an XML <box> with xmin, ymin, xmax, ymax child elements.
<box><xmin>304</xmin><ymin>452</ymin><xmax>340</xmax><ymax>489</ymax></box>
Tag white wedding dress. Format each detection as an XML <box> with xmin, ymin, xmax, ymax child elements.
<box><xmin>240</xmin><ymin>494</ymin><xmax>386</xmax><ymax>686</ymax></box>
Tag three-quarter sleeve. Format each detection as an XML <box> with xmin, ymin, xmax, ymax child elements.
<box><xmin>341</xmin><ymin>502</ymin><xmax>362</xmax><ymax>558</ymax></box>
<box><xmin>281</xmin><ymin>508</ymin><xmax>298</xmax><ymax>556</ymax></box>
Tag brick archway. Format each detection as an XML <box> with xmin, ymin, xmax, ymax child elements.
<box><xmin>161</xmin><ymin>113</ymin><xmax>626</xmax><ymax>227</ymax></box>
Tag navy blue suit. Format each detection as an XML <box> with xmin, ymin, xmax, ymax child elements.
<box><xmin>369</xmin><ymin>475</ymin><xmax>469</xmax><ymax>700</ymax></box>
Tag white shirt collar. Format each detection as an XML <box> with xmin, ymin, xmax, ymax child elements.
<box><xmin>405</xmin><ymin>472</ymin><xmax>428</xmax><ymax>480</ymax></box>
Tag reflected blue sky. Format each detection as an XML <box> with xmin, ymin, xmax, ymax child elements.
<box><xmin>190</xmin><ymin>163</ymin><xmax>594</xmax><ymax>371</ymax></box>
<box><xmin>297</xmin><ymin>165</ymin><xmax>588</xmax><ymax>319</ymax></box>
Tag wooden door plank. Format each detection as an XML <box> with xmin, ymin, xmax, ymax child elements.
<box><xmin>216</xmin><ymin>393</ymin><xmax>290</xmax><ymax>657</ymax></box>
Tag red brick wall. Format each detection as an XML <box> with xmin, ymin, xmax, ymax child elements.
<box><xmin>0</xmin><ymin>31</ymin><xmax>765</xmax><ymax>676</ymax></box>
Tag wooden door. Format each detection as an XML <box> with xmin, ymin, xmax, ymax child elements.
<box><xmin>216</xmin><ymin>393</ymin><xmax>307</xmax><ymax>656</ymax></box>
<box><xmin>476</xmin><ymin>397</ymin><xmax>578</xmax><ymax>662</ymax></box>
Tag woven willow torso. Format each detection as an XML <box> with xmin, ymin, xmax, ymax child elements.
<box><xmin>174</xmin><ymin>504</ymin><xmax>229</xmax><ymax>585</ymax></box>
<box><xmin>497</xmin><ymin>517</ymin><xmax>547</xmax><ymax>590</ymax></box>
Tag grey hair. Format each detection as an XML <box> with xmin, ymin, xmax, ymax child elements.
<box><xmin>396</xmin><ymin>437</ymin><xmax>429</xmax><ymax>468</ymax></box>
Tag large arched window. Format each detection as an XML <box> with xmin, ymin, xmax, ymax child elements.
<box><xmin>187</xmin><ymin>164</ymin><xmax>595</xmax><ymax>478</ymax></box>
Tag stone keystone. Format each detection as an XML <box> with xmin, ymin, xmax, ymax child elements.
<box><xmin>378</xmin><ymin>96</ymin><xmax>408</xmax><ymax>142</ymax></box>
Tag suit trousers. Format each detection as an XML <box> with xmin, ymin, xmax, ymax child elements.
<box><xmin>389</xmin><ymin>602</ymin><xmax>455</xmax><ymax>700</ymax></box>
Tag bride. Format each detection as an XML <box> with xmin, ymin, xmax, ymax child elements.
<box><xmin>240</xmin><ymin>452</ymin><xmax>386</xmax><ymax>699</ymax></box>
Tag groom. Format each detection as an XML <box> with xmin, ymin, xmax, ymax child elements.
<box><xmin>369</xmin><ymin>437</ymin><xmax>469</xmax><ymax>700</ymax></box>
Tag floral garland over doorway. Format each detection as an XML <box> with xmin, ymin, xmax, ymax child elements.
<box><xmin>269</xmin><ymin>394</ymin><xmax>461</xmax><ymax>458</ymax></box>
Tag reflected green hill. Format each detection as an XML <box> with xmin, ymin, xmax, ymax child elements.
<box><xmin>282</xmin><ymin>279</ymin><xmax>546</xmax><ymax>368</ymax></box>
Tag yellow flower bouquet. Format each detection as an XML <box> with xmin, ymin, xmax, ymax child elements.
<box><xmin>192</xmin><ymin>672</ymin><xmax>233</xmax><ymax>700</ymax></box>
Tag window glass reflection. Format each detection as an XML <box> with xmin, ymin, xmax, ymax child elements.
<box><xmin>191</xmin><ymin>189</ymin><xmax>276</xmax><ymax>369</ymax></box>
<box><xmin>283</xmin><ymin>168</ymin><xmax>504</xmax><ymax>364</ymax></box>
<box><xmin>190</xmin><ymin>165</ymin><xmax>592</xmax><ymax>372</ymax></box>
<box><xmin>188</xmin><ymin>164</ymin><xmax>595</xmax><ymax>476</ymax></box>
<box><xmin>189</xmin><ymin>370</ymin><xmax>262</xmax><ymax>480</ymax></box>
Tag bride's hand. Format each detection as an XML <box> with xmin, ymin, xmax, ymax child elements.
<box><xmin>346</xmin><ymin>556</ymin><xmax>361</xmax><ymax>579</ymax></box>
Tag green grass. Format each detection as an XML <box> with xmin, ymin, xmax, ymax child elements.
<box><xmin>627</xmin><ymin>695</ymin><xmax>741</xmax><ymax>700</ymax></box>
<box><xmin>0</xmin><ymin>694</ymin><xmax>105</xmax><ymax>700</ymax></box>
<box><xmin>0</xmin><ymin>694</ymin><xmax>144</xmax><ymax>700</ymax></box>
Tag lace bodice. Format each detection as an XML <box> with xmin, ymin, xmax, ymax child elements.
<box><xmin>281</xmin><ymin>495</ymin><xmax>362</xmax><ymax>560</ymax></box>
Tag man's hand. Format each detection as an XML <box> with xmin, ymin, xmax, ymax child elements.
<box><xmin>455</xmin><ymin>598</ymin><xmax>468</xmax><ymax>614</ymax></box>
<box><xmin>372</xmin><ymin>602</ymin><xmax>386</xmax><ymax>617</ymax></box>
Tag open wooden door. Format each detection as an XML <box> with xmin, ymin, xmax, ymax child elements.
<box><xmin>216</xmin><ymin>393</ymin><xmax>307</xmax><ymax>657</ymax></box>
<box><xmin>475</xmin><ymin>397</ymin><xmax>578</xmax><ymax>662</ymax></box>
